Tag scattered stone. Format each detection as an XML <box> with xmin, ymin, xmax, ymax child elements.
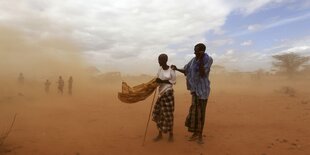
<box><xmin>291</xmin><ymin>143</ymin><xmax>297</xmax><ymax>146</ymax></box>
<box><xmin>281</xmin><ymin>139</ymin><xmax>288</xmax><ymax>143</ymax></box>
<box><xmin>18</xmin><ymin>93</ymin><xmax>24</xmax><ymax>96</ymax></box>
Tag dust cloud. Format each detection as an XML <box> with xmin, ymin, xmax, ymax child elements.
<box><xmin>1</xmin><ymin>26</ymin><xmax>310</xmax><ymax>155</ymax></box>
<box><xmin>0</xmin><ymin>26</ymin><xmax>94</xmax><ymax>98</ymax></box>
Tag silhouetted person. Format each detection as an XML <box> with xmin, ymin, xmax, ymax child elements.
<box><xmin>68</xmin><ymin>76</ymin><xmax>73</xmax><ymax>95</ymax></box>
<box><xmin>45</xmin><ymin>80</ymin><xmax>51</xmax><ymax>93</ymax></box>
<box><xmin>57</xmin><ymin>76</ymin><xmax>64</xmax><ymax>95</ymax></box>
<box><xmin>171</xmin><ymin>43</ymin><xmax>213</xmax><ymax>144</ymax></box>
<box><xmin>18</xmin><ymin>73</ymin><xmax>24</xmax><ymax>86</ymax></box>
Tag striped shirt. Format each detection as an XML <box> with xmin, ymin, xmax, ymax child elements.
<box><xmin>184</xmin><ymin>53</ymin><xmax>213</xmax><ymax>99</ymax></box>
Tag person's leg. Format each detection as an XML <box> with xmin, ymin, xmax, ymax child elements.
<box><xmin>168</xmin><ymin>131</ymin><xmax>174</xmax><ymax>142</ymax></box>
<box><xmin>168</xmin><ymin>90</ymin><xmax>175</xmax><ymax>142</ymax></box>
<box><xmin>197</xmin><ymin>99</ymin><xmax>208</xmax><ymax>144</ymax></box>
<box><xmin>153</xmin><ymin>97</ymin><xmax>163</xmax><ymax>142</ymax></box>
<box><xmin>200</xmin><ymin>99</ymin><xmax>208</xmax><ymax>132</ymax></box>
<box><xmin>187</xmin><ymin>94</ymin><xmax>199</xmax><ymax>141</ymax></box>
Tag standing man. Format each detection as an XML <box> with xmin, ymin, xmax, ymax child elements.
<box><xmin>57</xmin><ymin>76</ymin><xmax>64</xmax><ymax>95</ymax></box>
<box><xmin>171</xmin><ymin>43</ymin><xmax>213</xmax><ymax>144</ymax></box>
<box><xmin>45</xmin><ymin>80</ymin><xmax>51</xmax><ymax>93</ymax></box>
<box><xmin>68</xmin><ymin>76</ymin><xmax>73</xmax><ymax>95</ymax></box>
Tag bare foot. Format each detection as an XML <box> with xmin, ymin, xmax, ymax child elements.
<box><xmin>197</xmin><ymin>136</ymin><xmax>204</xmax><ymax>144</ymax></box>
<box><xmin>153</xmin><ymin>135</ymin><xmax>163</xmax><ymax>142</ymax></box>
<box><xmin>188</xmin><ymin>133</ymin><xmax>198</xmax><ymax>141</ymax></box>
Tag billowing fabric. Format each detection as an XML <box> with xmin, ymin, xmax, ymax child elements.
<box><xmin>184</xmin><ymin>53</ymin><xmax>213</xmax><ymax>99</ymax></box>
<box><xmin>185</xmin><ymin>94</ymin><xmax>208</xmax><ymax>133</ymax></box>
<box><xmin>152</xmin><ymin>90</ymin><xmax>174</xmax><ymax>133</ymax></box>
<box><xmin>118</xmin><ymin>78</ymin><xmax>158</xmax><ymax>103</ymax></box>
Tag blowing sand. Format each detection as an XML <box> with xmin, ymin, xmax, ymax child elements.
<box><xmin>1</xmin><ymin>74</ymin><xmax>310</xmax><ymax>155</ymax></box>
<box><xmin>1</xmin><ymin>26</ymin><xmax>310</xmax><ymax>155</ymax></box>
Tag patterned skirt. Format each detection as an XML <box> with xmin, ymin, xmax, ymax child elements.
<box><xmin>152</xmin><ymin>89</ymin><xmax>174</xmax><ymax>133</ymax></box>
<box><xmin>185</xmin><ymin>94</ymin><xmax>208</xmax><ymax>133</ymax></box>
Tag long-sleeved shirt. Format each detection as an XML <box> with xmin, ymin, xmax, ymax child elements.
<box><xmin>184</xmin><ymin>53</ymin><xmax>213</xmax><ymax>99</ymax></box>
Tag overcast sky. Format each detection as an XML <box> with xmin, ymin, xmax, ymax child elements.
<box><xmin>1</xmin><ymin>0</ymin><xmax>310</xmax><ymax>74</ymax></box>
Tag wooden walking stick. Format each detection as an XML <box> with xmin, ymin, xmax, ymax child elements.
<box><xmin>142</xmin><ymin>89</ymin><xmax>157</xmax><ymax>146</ymax></box>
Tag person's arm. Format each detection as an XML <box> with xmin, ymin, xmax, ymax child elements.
<box><xmin>156</xmin><ymin>78</ymin><xmax>171</xmax><ymax>84</ymax></box>
<box><xmin>169</xmin><ymin>68</ymin><xmax>176</xmax><ymax>85</ymax></box>
<box><xmin>203</xmin><ymin>56</ymin><xmax>213</xmax><ymax>75</ymax></box>
<box><xmin>171</xmin><ymin>65</ymin><xmax>185</xmax><ymax>74</ymax></box>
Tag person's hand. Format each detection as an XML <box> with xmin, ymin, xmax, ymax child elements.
<box><xmin>171</xmin><ymin>65</ymin><xmax>177</xmax><ymax>70</ymax></box>
<box><xmin>156</xmin><ymin>78</ymin><xmax>163</xmax><ymax>83</ymax></box>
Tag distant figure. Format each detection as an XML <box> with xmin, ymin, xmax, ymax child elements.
<box><xmin>57</xmin><ymin>76</ymin><xmax>64</xmax><ymax>95</ymax></box>
<box><xmin>68</xmin><ymin>76</ymin><xmax>73</xmax><ymax>95</ymax></box>
<box><xmin>18</xmin><ymin>73</ymin><xmax>24</xmax><ymax>86</ymax></box>
<box><xmin>44</xmin><ymin>80</ymin><xmax>51</xmax><ymax>93</ymax></box>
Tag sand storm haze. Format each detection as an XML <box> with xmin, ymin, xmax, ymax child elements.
<box><xmin>1</xmin><ymin>73</ymin><xmax>310</xmax><ymax>155</ymax></box>
<box><xmin>1</xmin><ymin>28</ymin><xmax>310</xmax><ymax>154</ymax></box>
<box><xmin>1</xmin><ymin>0</ymin><xmax>310</xmax><ymax>154</ymax></box>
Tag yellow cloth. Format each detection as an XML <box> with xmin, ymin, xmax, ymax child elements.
<box><xmin>118</xmin><ymin>78</ymin><xmax>158</xmax><ymax>103</ymax></box>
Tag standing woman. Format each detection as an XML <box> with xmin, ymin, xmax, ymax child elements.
<box><xmin>152</xmin><ymin>53</ymin><xmax>176</xmax><ymax>142</ymax></box>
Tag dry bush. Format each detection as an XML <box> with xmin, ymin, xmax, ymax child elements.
<box><xmin>278</xmin><ymin>86</ymin><xmax>296</xmax><ymax>97</ymax></box>
<box><xmin>0</xmin><ymin>114</ymin><xmax>17</xmax><ymax>151</ymax></box>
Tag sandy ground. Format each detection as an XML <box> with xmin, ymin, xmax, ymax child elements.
<box><xmin>1</xmin><ymin>76</ymin><xmax>310</xmax><ymax>155</ymax></box>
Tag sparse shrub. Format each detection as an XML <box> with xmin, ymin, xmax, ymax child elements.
<box><xmin>280</xmin><ymin>86</ymin><xmax>296</xmax><ymax>97</ymax></box>
<box><xmin>0</xmin><ymin>114</ymin><xmax>17</xmax><ymax>151</ymax></box>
